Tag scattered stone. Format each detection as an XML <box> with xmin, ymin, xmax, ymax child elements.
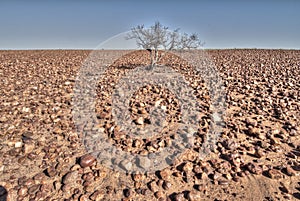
<box><xmin>90</xmin><ymin>190</ymin><xmax>105</xmax><ymax>201</ymax></box>
<box><xmin>53</xmin><ymin>181</ymin><xmax>61</xmax><ymax>191</ymax></box>
<box><xmin>187</xmin><ymin>190</ymin><xmax>201</xmax><ymax>201</ymax></box>
<box><xmin>183</xmin><ymin>162</ymin><xmax>193</xmax><ymax>173</ymax></box>
<box><xmin>23</xmin><ymin>142</ymin><xmax>35</xmax><ymax>154</ymax></box>
<box><xmin>285</xmin><ymin>166</ymin><xmax>297</xmax><ymax>176</ymax></box>
<box><xmin>155</xmin><ymin>191</ymin><xmax>164</xmax><ymax>199</ymax></box>
<box><xmin>28</xmin><ymin>184</ymin><xmax>41</xmax><ymax>195</ymax></box>
<box><xmin>279</xmin><ymin>182</ymin><xmax>289</xmax><ymax>194</ymax></box>
<box><xmin>79</xmin><ymin>194</ymin><xmax>90</xmax><ymax>201</ymax></box>
<box><xmin>254</xmin><ymin>148</ymin><xmax>265</xmax><ymax>158</ymax></box>
<box><xmin>246</xmin><ymin>163</ymin><xmax>263</xmax><ymax>175</ymax></box>
<box><xmin>246</xmin><ymin>118</ymin><xmax>257</xmax><ymax>127</ymax></box>
<box><xmin>148</xmin><ymin>181</ymin><xmax>159</xmax><ymax>192</ymax></box>
<box><xmin>123</xmin><ymin>188</ymin><xmax>133</xmax><ymax>197</ymax></box>
<box><xmin>80</xmin><ymin>154</ymin><xmax>96</xmax><ymax>168</ymax></box>
<box><xmin>62</xmin><ymin>171</ymin><xmax>78</xmax><ymax>185</ymax></box>
<box><xmin>83</xmin><ymin>172</ymin><xmax>94</xmax><ymax>181</ymax></box>
<box><xmin>40</xmin><ymin>184</ymin><xmax>52</xmax><ymax>193</ymax></box>
<box><xmin>119</xmin><ymin>159</ymin><xmax>133</xmax><ymax>171</ymax></box>
<box><xmin>174</xmin><ymin>193</ymin><xmax>185</xmax><ymax>201</ymax></box>
<box><xmin>0</xmin><ymin>116</ymin><xmax>7</xmax><ymax>123</ymax></box>
<box><xmin>14</xmin><ymin>141</ymin><xmax>22</xmax><ymax>148</ymax></box>
<box><xmin>137</xmin><ymin>157</ymin><xmax>151</xmax><ymax>170</ymax></box>
<box><xmin>46</xmin><ymin>166</ymin><xmax>57</xmax><ymax>177</ymax></box>
<box><xmin>132</xmin><ymin>173</ymin><xmax>145</xmax><ymax>182</ymax></box>
<box><xmin>161</xmin><ymin>180</ymin><xmax>171</xmax><ymax>190</ymax></box>
<box><xmin>266</xmin><ymin>169</ymin><xmax>283</xmax><ymax>179</ymax></box>
<box><xmin>218</xmin><ymin>180</ymin><xmax>229</xmax><ymax>185</ymax></box>
<box><xmin>1</xmin><ymin>49</ymin><xmax>300</xmax><ymax>201</ymax></box>
<box><xmin>135</xmin><ymin>117</ymin><xmax>144</xmax><ymax>125</ymax></box>
<box><xmin>17</xmin><ymin>187</ymin><xmax>28</xmax><ymax>197</ymax></box>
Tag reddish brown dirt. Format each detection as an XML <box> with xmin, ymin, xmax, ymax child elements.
<box><xmin>0</xmin><ymin>49</ymin><xmax>300</xmax><ymax>201</ymax></box>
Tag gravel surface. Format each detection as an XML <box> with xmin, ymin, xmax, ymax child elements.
<box><xmin>0</xmin><ymin>49</ymin><xmax>300</xmax><ymax>200</ymax></box>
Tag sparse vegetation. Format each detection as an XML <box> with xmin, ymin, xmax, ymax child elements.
<box><xmin>126</xmin><ymin>21</ymin><xmax>204</xmax><ymax>68</ymax></box>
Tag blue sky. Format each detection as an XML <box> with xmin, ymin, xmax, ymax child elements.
<box><xmin>0</xmin><ymin>0</ymin><xmax>299</xmax><ymax>49</ymax></box>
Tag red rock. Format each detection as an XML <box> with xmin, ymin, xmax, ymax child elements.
<box><xmin>246</xmin><ymin>163</ymin><xmax>263</xmax><ymax>175</ymax></box>
<box><xmin>80</xmin><ymin>154</ymin><xmax>96</xmax><ymax>168</ymax></box>
<box><xmin>267</xmin><ymin>169</ymin><xmax>283</xmax><ymax>179</ymax></box>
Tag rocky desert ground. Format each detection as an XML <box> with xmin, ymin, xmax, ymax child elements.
<box><xmin>0</xmin><ymin>49</ymin><xmax>300</xmax><ymax>201</ymax></box>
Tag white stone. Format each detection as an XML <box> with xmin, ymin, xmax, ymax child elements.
<box><xmin>155</xmin><ymin>99</ymin><xmax>163</xmax><ymax>107</ymax></box>
<box><xmin>138</xmin><ymin>157</ymin><xmax>151</xmax><ymax>169</ymax></box>
<box><xmin>136</xmin><ymin>117</ymin><xmax>144</xmax><ymax>125</ymax></box>
<box><xmin>161</xmin><ymin>105</ymin><xmax>167</xmax><ymax>111</ymax></box>
<box><xmin>22</xmin><ymin>107</ymin><xmax>30</xmax><ymax>113</ymax></box>
<box><xmin>23</xmin><ymin>143</ymin><xmax>35</xmax><ymax>154</ymax></box>
<box><xmin>15</xmin><ymin>141</ymin><xmax>22</xmax><ymax>148</ymax></box>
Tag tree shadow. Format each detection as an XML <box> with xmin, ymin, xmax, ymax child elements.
<box><xmin>0</xmin><ymin>185</ymin><xmax>7</xmax><ymax>201</ymax></box>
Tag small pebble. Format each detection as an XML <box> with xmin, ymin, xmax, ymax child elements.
<box><xmin>17</xmin><ymin>187</ymin><xmax>28</xmax><ymax>197</ymax></box>
<box><xmin>155</xmin><ymin>191</ymin><xmax>164</xmax><ymax>199</ymax></box>
<box><xmin>175</xmin><ymin>193</ymin><xmax>185</xmax><ymax>201</ymax></box>
<box><xmin>285</xmin><ymin>166</ymin><xmax>297</xmax><ymax>176</ymax></box>
<box><xmin>63</xmin><ymin>171</ymin><xmax>78</xmax><ymax>185</ymax></box>
<box><xmin>135</xmin><ymin>117</ymin><xmax>144</xmax><ymax>125</ymax></box>
<box><xmin>80</xmin><ymin>154</ymin><xmax>96</xmax><ymax>168</ymax></box>
<box><xmin>267</xmin><ymin>169</ymin><xmax>282</xmax><ymax>179</ymax></box>
<box><xmin>46</xmin><ymin>166</ymin><xmax>57</xmax><ymax>177</ymax></box>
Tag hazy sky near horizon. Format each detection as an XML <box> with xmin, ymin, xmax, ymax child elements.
<box><xmin>0</xmin><ymin>0</ymin><xmax>299</xmax><ymax>50</ymax></box>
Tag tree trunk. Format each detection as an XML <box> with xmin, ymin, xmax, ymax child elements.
<box><xmin>146</xmin><ymin>49</ymin><xmax>154</xmax><ymax>70</ymax></box>
<box><xmin>151</xmin><ymin>50</ymin><xmax>155</xmax><ymax>67</ymax></box>
<box><xmin>154</xmin><ymin>49</ymin><xmax>159</xmax><ymax>66</ymax></box>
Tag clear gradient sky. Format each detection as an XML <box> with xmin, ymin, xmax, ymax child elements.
<box><xmin>0</xmin><ymin>0</ymin><xmax>299</xmax><ymax>50</ymax></box>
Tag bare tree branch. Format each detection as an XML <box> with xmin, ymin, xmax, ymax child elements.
<box><xmin>126</xmin><ymin>21</ymin><xmax>204</xmax><ymax>67</ymax></box>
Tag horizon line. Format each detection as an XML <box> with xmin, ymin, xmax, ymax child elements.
<box><xmin>1</xmin><ymin>48</ymin><xmax>300</xmax><ymax>51</ymax></box>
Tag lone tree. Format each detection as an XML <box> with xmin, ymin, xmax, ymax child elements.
<box><xmin>126</xmin><ymin>21</ymin><xmax>204</xmax><ymax>68</ymax></box>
